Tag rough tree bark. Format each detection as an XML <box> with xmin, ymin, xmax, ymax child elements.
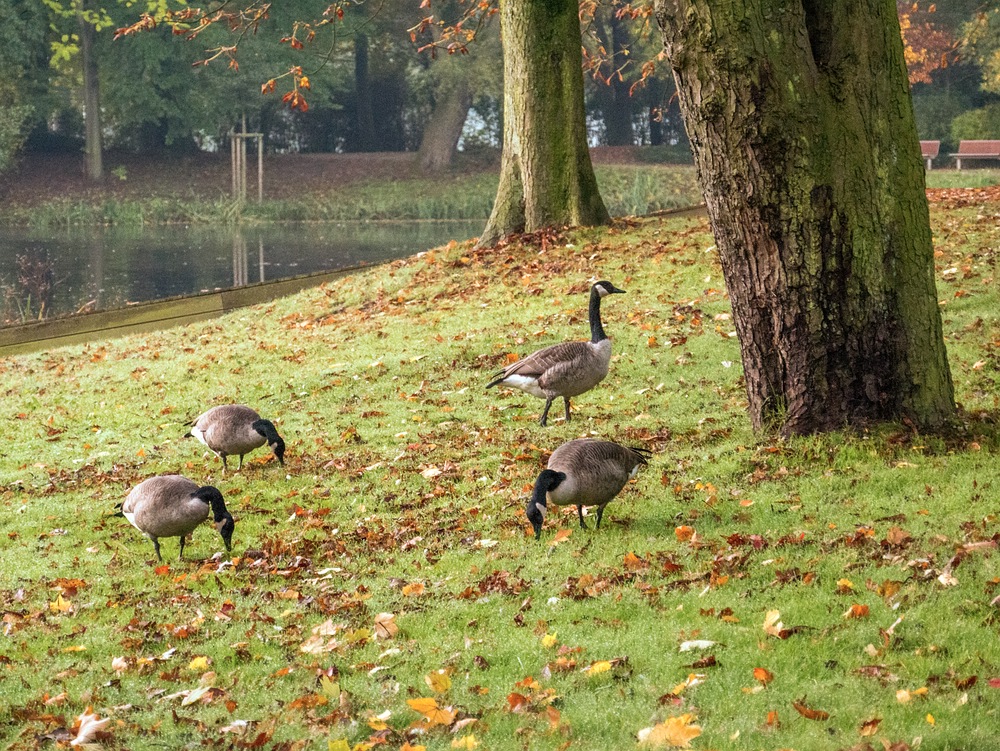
<box><xmin>655</xmin><ymin>0</ymin><xmax>955</xmax><ymax>435</ymax></box>
<box><xmin>478</xmin><ymin>0</ymin><xmax>610</xmax><ymax>247</ymax></box>
<box><xmin>79</xmin><ymin>3</ymin><xmax>102</xmax><ymax>181</ymax></box>
<box><xmin>418</xmin><ymin>79</ymin><xmax>473</xmax><ymax>172</ymax></box>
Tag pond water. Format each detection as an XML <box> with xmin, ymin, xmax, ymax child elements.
<box><xmin>0</xmin><ymin>220</ymin><xmax>482</xmax><ymax>325</ymax></box>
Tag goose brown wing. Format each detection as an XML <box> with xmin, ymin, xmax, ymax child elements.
<box><xmin>495</xmin><ymin>341</ymin><xmax>591</xmax><ymax>381</ymax></box>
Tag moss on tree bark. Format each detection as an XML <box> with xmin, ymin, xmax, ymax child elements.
<box><xmin>656</xmin><ymin>0</ymin><xmax>954</xmax><ymax>435</ymax></box>
<box><xmin>478</xmin><ymin>0</ymin><xmax>610</xmax><ymax>247</ymax></box>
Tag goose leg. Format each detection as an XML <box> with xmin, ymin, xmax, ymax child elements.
<box><xmin>577</xmin><ymin>505</ymin><xmax>587</xmax><ymax>529</ymax></box>
<box><xmin>179</xmin><ymin>534</ymin><xmax>186</xmax><ymax>560</ymax></box>
<box><xmin>221</xmin><ymin>454</ymin><xmax>229</xmax><ymax>471</ymax></box>
<box><xmin>563</xmin><ymin>396</ymin><xmax>571</xmax><ymax>422</ymax></box>
<box><xmin>596</xmin><ymin>505</ymin><xmax>605</xmax><ymax>529</ymax></box>
<box><xmin>238</xmin><ymin>454</ymin><xmax>245</xmax><ymax>471</ymax></box>
<box><xmin>539</xmin><ymin>397</ymin><xmax>556</xmax><ymax>427</ymax></box>
<box><xmin>152</xmin><ymin>537</ymin><xmax>162</xmax><ymax>562</ymax></box>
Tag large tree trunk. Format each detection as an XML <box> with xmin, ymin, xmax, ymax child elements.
<box><xmin>79</xmin><ymin>3</ymin><xmax>102</xmax><ymax>181</ymax></box>
<box><xmin>478</xmin><ymin>0</ymin><xmax>610</xmax><ymax>248</ymax></box>
<box><xmin>418</xmin><ymin>79</ymin><xmax>473</xmax><ymax>172</ymax></box>
<box><xmin>655</xmin><ymin>0</ymin><xmax>954</xmax><ymax>435</ymax></box>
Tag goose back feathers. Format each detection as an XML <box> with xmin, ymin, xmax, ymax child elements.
<box><xmin>526</xmin><ymin>439</ymin><xmax>650</xmax><ymax>540</ymax></box>
<box><xmin>190</xmin><ymin>404</ymin><xmax>285</xmax><ymax>470</ymax></box>
<box><xmin>487</xmin><ymin>281</ymin><xmax>625</xmax><ymax>426</ymax></box>
<box><xmin>120</xmin><ymin>475</ymin><xmax>234</xmax><ymax>560</ymax></box>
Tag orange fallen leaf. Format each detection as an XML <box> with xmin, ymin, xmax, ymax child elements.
<box><xmin>843</xmin><ymin>603</ymin><xmax>870</xmax><ymax>619</ymax></box>
<box><xmin>549</xmin><ymin>528</ymin><xmax>572</xmax><ymax>545</ymax></box>
<box><xmin>792</xmin><ymin>699</ymin><xmax>829</xmax><ymax>721</ymax></box>
<box><xmin>407</xmin><ymin>697</ymin><xmax>456</xmax><ymax>726</ymax></box>
<box><xmin>637</xmin><ymin>713</ymin><xmax>702</xmax><ymax>747</ymax></box>
<box><xmin>753</xmin><ymin>667</ymin><xmax>774</xmax><ymax>686</ymax></box>
<box><xmin>674</xmin><ymin>525</ymin><xmax>695</xmax><ymax>542</ymax></box>
<box><xmin>765</xmin><ymin>710</ymin><xmax>779</xmax><ymax>729</ymax></box>
<box><xmin>402</xmin><ymin>582</ymin><xmax>425</xmax><ymax>597</ymax></box>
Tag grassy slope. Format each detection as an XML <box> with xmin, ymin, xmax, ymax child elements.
<box><xmin>0</xmin><ymin>204</ymin><xmax>998</xmax><ymax>751</ymax></box>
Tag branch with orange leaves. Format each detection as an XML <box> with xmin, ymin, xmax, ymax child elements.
<box><xmin>113</xmin><ymin>1</ymin><xmax>367</xmax><ymax>112</ymax></box>
<box><xmin>406</xmin><ymin>0</ymin><xmax>498</xmax><ymax>58</ymax></box>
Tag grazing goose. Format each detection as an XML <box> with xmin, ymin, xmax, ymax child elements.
<box><xmin>189</xmin><ymin>404</ymin><xmax>285</xmax><ymax>470</ymax></box>
<box><xmin>118</xmin><ymin>475</ymin><xmax>234</xmax><ymax>561</ymax></box>
<box><xmin>486</xmin><ymin>280</ymin><xmax>625</xmax><ymax>426</ymax></box>
<box><xmin>526</xmin><ymin>439</ymin><xmax>650</xmax><ymax>540</ymax></box>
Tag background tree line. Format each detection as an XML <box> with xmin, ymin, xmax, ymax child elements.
<box><xmin>0</xmin><ymin>0</ymin><xmax>690</xmax><ymax>175</ymax></box>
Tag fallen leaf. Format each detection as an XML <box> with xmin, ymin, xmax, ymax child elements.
<box><xmin>753</xmin><ymin>667</ymin><xmax>774</xmax><ymax>686</ymax></box>
<box><xmin>792</xmin><ymin>699</ymin><xmax>829</xmax><ymax>721</ymax></box>
<box><xmin>860</xmin><ymin>717</ymin><xmax>882</xmax><ymax>736</ymax></box>
<box><xmin>637</xmin><ymin>714</ymin><xmax>702</xmax><ymax>747</ymax></box>
<box><xmin>70</xmin><ymin>709</ymin><xmax>110</xmax><ymax>747</ymax></box>
<box><xmin>451</xmin><ymin>735</ymin><xmax>478</xmax><ymax>749</ymax></box>
<box><xmin>674</xmin><ymin>525</ymin><xmax>695</xmax><ymax>542</ymax></box>
<box><xmin>763</xmin><ymin>609</ymin><xmax>784</xmax><ymax>637</ymax></box>
<box><xmin>678</xmin><ymin>640</ymin><xmax>716</xmax><ymax>652</ymax></box>
<box><xmin>402</xmin><ymin>582</ymin><xmax>425</xmax><ymax>597</ymax></box>
<box><xmin>374</xmin><ymin>612</ymin><xmax>398</xmax><ymax>640</ymax></box>
<box><xmin>843</xmin><ymin>604</ymin><xmax>870</xmax><ymax>619</ymax></box>
<box><xmin>407</xmin><ymin>697</ymin><xmax>456</xmax><ymax>726</ymax></box>
<box><xmin>425</xmin><ymin>669</ymin><xmax>452</xmax><ymax>694</ymax></box>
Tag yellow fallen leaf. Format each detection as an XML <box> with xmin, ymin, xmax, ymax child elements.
<box><xmin>407</xmin><ymin>697</ymin><xmax>456</xmax><ymax>726</ymax></box>
<box><xmin>451</xmin><ymin>735</ymin><xmax>478</xmax><ymax>749</ymax></box>
<box><xmin>425</xmin><ymin>669</ymin><xmax>452</xmax><ymax>694</ymax></box>
<box><xmin>637</xmin><ymin>714</ymin><xmax>702</xmax><ymax>748</ymax></box>
<box><xmin>328</xmin><ymin>740</ymin><xmax>350</xmax><ymax>751</ymax></box>
<box><xmin>926</xmin><ymin>713</ymin><xmax>935</xmax><ymax>726</ymax></box>
<box><xmin>188</xmin><ymin>656</ymin><xmax>211</xmax><ymax>671</ymax></box>
<box><xmin>587</xmin><ymin>661</ymin><xmax>612</xmax><ymax>676</ymax></box>
<box><xmin>541</xmin><ymin>632</ymin><xmax>558</xmax><ymax>648</ymax></box>
<box><xmin>50</xmin><ymin>594</ymin><xmax>72</xmax><ymax>614</ymax></box>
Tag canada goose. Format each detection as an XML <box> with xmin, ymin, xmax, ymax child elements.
<box><xmin>486</xmin><ymin>280</ymin><xmax>625</xmax><ymax>426</ymax></box>
<box><xmin>118</xmin><ymin>475</ymin><xmax>234</xmax><ymax>560</ymax></box>
<box><xmin>188</xmin><ymin>404</ymin><xmax>285</xmax><ymax>470</ymax></box>
<box><xmin>525</xmin><ymin>439</ymin><xmax>650</xmax><ymax>540</ymax></box>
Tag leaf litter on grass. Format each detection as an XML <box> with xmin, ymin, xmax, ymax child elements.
<box><xmin>1</xmin><ymin>206</ymin><xmax>1000</xmax><ymax>750</ymax></box>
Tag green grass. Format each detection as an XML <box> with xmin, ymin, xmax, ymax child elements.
<box><xmin>925</xmin><ymin>168</ymin><xmax>1000</xmax><ymax>189</ymax></box>
<box><xmin>1</xmin><ymin>166</ymin><xmax>703</xmax><ymax>228</ymax></box>
<box><xmin>1</xmin><ymin>204</ymin><xmax>999</xmax><ymax>750</ymax></box>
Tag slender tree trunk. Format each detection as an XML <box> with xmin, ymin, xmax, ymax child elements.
<box><xmin>478</xmin><ymin>0</ymin><xmax>610</xmax><ymax>248</ymax></box>
<box><xmin>79</xmin><ymin>4</ymin><xmax>102</xmax><ymax>181</ymax></box>
<box><xmin>655</xmin><ymin>0</ymin><xmax>954</xmax><ymax>435</ymax></box>
<box><xmin>593</xmin><ymin>9</ymin><xmax>635</xmax><ymax>146</ymax></box>
<box><xmin>418</xmin><ymin>79</ymin><xmax>473</xmax><ymax>172</ymax></box>
<box><xmin>353</xmin><ymin>32</ymin><xmax>377</xmax><ymax>152</ymax></box>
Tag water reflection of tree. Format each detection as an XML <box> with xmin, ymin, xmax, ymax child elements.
<box><xmin>232</xmin><ymin>231</ymin><xmax>265</xmax><ymax>287</ymax></box>
<box><xmin>2</xmin><ymin>254</ymin><xmax>56</xmax><ymax>323</ymax></box>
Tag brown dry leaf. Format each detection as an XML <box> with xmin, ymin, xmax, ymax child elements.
<box><xmin>764</xmin><ymin>710</ymin><xmax>779</xmax><ymax>729</ymax></box>
<box><xmin>637</xmin><ymin>714</ymin><xmax>702</xmax><ymax>748</ymax></box>
<box><xmin>373</xmin><ymin>612</ymin><xmax>398</xmax><ymax>640</ymax></box>
<box><xmin>859</xmin><ymin>717</ymin><xmax>881</xmax><ymax>736</ymax></box>
<box><xmin>753</xmin><ymin>667</ymin><xmax>774</xmax><ymax>686</ymax></box>
<box><xmin>792</xmin><ymin>699</ymin><xmax>830</xmax><ymax>721</ymax></box>
<box><xmin>674</xmin><ymin>525</ymin><xmax>695</xmax><ymax>542</ymax></box>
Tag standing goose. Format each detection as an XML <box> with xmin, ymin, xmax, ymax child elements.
<box><xmin>486</xmin><ymin>280</ymin><xmax>625</xmax><ymax>426</ymax></box>
<box><xmin>118</xmin><ymin>475</ymin><xmax>234</xmax><ymax>560</ymax></box>
<box><xmin>189</xmin><ymin>404</ymin><xmax>285</xmax><ymax>470</ymax></box>
<box><xmin>526</xmin><ymin>439</ymin><xmax>650</xmax><ymax>540</ymax></box>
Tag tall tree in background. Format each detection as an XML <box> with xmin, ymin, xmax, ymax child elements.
<box><xmin>79</xmin><ymin>0</ymin><xmax>103</xmax><ymax>179</ymax></box>
<box><xmin>478</xmin><ymin>0</ymin><xmax>609</xmax><ymax>247</ymax></box>
<box><xmin>655</xmin><ymin>1</ymin><xmax>954</xmax><ymax>436</ymax></box>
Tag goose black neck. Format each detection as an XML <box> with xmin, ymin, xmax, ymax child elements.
<box><xmin>531</xmin><ymin>469</ymin><xmax>565</xmax><ymax>508</ymax></box>
<box><xmin>589</xmin><ymin>286</ymin><xmax>607</xmax><ymax>344</ymax></box>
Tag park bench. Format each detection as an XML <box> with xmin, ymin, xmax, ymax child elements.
<box><xmin>950</xmin><ymin>139</ymin><xmax>1000</xmax><ymax>170</ymax></box>
<box><xmin>920</xmin><ymin>140</ymin><xmax>939</xmax><ymax>170</ymax></box>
